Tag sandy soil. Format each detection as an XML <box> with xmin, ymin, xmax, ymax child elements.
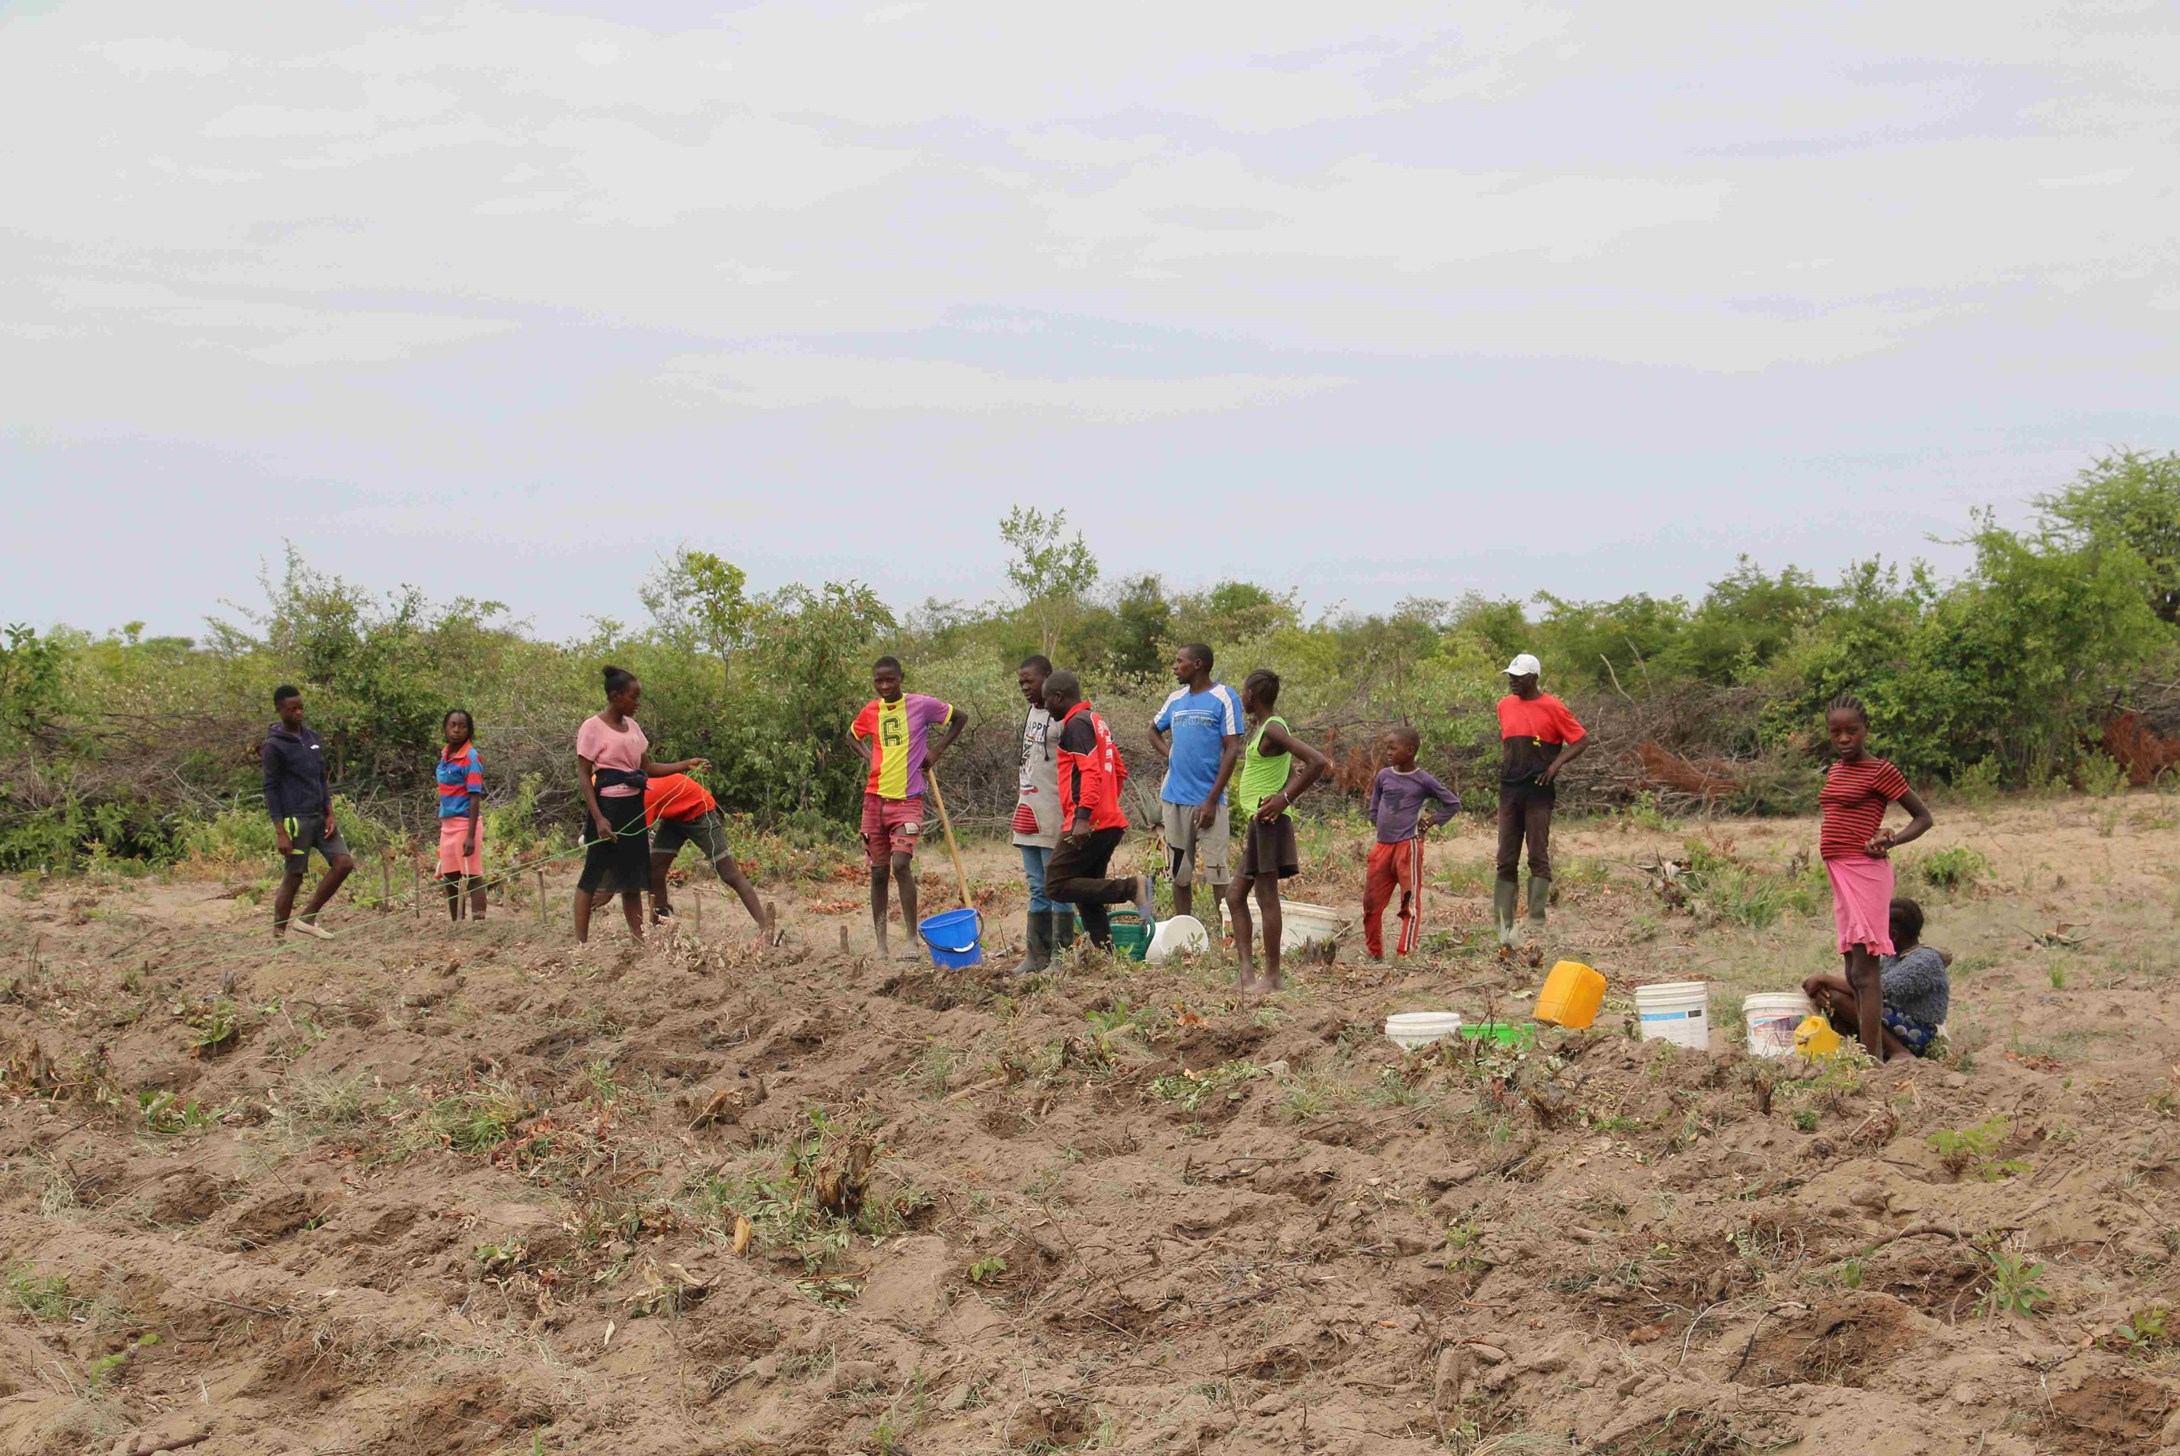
<box><xmin>2</xmin><ymin>796</ymin><xmax>2178</xmax><ymax>1455</ymax></box>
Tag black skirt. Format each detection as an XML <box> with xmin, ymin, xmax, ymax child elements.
<box><xmin>577</xmin><ymin>791</ymin><xmax>651</xmax><ymax>893</ymax></box>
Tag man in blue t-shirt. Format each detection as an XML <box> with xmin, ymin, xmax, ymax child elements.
<box><xmin>1149</xmin><ymin>642</ymin><xmax>1244</xmax><ymax>920</ymax></box>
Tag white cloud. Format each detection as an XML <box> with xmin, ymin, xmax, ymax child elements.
<box><xmin>657</xmin><ymin>353</ymin><xmax>1348</xmax><ymax>421</ymax></box>
<box><xmin>91</xmin><ymin>36</ymin><xmax>231</xmax><ymax>76</ymax></box>
<box><xmin>1</xmin><ymin>0</ymin><xmax>2176</xmax><ymax>635</ymax></box>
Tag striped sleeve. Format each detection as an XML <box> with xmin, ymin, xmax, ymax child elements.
<box><xmin>1217</xmin><ymin>684</ymin><xmax>1243</xmax><ymax>734</ymax></box>
<box><xmin>1875</xmin><ymin>761</ymin><xmax>1908</xmax><ymax>801</ymax></box>
<box><xmin>465</xmin><ymin>748</ymin><xmax>484</xmax><ymax>795</ymax></box>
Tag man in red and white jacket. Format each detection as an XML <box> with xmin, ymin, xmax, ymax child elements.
<box><xmin>1040</xmin><ymin>671</ymin><xmax>1157</xmax><ymax>952</ymax></box>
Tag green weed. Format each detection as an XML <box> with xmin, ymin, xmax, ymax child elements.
<box><xmin>5</xmin><ymin>1267</ymin><xmax>87</xmax><ymax>1322</ymax></box>
<box><xmin>1144</xmin><ymin>1060</ymin><xmax>1261</xmax><ymax>1113</ymax></box>
<box><xmin>1911</xmin><ymin>845</ymin><xmax>1993</xmax><ymax>893</ymax></box>
<box><xmin>137</xmin><ymin>1089</ymin><xmax>219</xmax><ymax>1135</ymax></box>
<box><xmin>1929</xmin><ymin>1117</ymin><xmax>2026</xmax><ymax>1180</ymax></box>
<box><xmin>1978</xmin><ymin>1248</ymin><xmax>2049</xmax><ymax>1319</ymax></box>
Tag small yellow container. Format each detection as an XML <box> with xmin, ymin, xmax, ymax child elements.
<box><xmin>1793</xmin><ymin>1015</ymin><xmax>1842</xmax><ymax>1057</ymax></box>
<box><xmin>1533</xmin><ymin>960</ymin><xmax>1606</xmax><ymax>1029</ymax></box>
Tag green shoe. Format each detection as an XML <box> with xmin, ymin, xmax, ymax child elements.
<box><xmin>1493</xmin><ymin>878</ymin><xmax>1520</xmax><ymax>947</ymax></box>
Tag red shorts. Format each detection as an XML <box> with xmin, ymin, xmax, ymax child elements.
<box><xmin>436</xmin><ymin>816</ymin><xmax>483</xmax><ymax>877</ymax></box>
<box><xmin>861</xmin><ymin>794</ymin><xmax>923</xmax><ymax>865</ymax></box>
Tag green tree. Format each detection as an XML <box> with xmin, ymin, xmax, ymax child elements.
<box><xmin>740</xmin><ymin>580</ymin><xmax>896</xmax><ymax>816</ymax></box>
<box><xmin>2036</xmin><ymin>449</ymin><xmax>2180</xmax><ymax>623</ymax></box>
<box><xmin>1000</xmin><ymin>507</ymin><xmax>1099</xmax><ymax>657</ymax></box>
<box><xmin>641</xmin><ymin>547</ymin><xmax>752</xmax><ymax>688</ymax></box>
<box><xmin>0</xmin><ymin>623</ymin><xmax>67</xmax><ymax>749</ymax></box>
<box><xmin>1667</xmin><ymin>560</ymin><xmax>1833</xmax><ymax>683</ymax></box>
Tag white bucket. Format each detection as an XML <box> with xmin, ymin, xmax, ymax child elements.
<box><xmin>1220</xmin><ymin>900</ymin><xmax>1347</xmax><ymax>951</ymax></box>
<box><xmin>1385</xmin><ymin>1012</ymin><xmax>1463</xmax><ymax>1051</ymax></box>
<box><xmin>1634</xmin><ymin>981</ymin><xmax>1710</xmax><ymax>1050</ymax></box>
<box><xmin>1146</xmin><ymin>914</ymin><xmax>1208</xmax><ymax>963</ymax></box>
<box><xmin>1743</xmin><ymin>992</ymin><xmax>1815</xmax><ymax>1058</ymax></box>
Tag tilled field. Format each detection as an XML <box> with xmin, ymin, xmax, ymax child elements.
<box><xmin>2</xmin><ymin>801</ymin><xmax>2178</xmax><ymax>1455</ymax></box>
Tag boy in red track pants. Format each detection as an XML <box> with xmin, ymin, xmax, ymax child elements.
<box><xmin>1363</xmin><ymin>728</ymin><xmax>1461</xmax><ymax>959</ymax></box>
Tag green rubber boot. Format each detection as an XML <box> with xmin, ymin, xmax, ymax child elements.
<box><xmin>1009</xmin><ymin>910</ymin><xmax>1053</xmax><ymax>976</ymax></box>
<box><xmin>1526</xmin><ymin>874</ymin><xmax>1552</xmax><ymax>931</ymax></box>
<box><xmin>1493</xmin><ymin>878</ymin><xmax>1520</xmax><ymax>947</ymax></box>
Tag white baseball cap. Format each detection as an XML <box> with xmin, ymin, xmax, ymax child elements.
<box><xmin>1503</xmin><ymin>653</ymin><xmax>1542</xmax><ymax>678</ymax></box>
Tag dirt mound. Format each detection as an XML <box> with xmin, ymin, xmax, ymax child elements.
<box><xmin>3</xmin><ymin>804</ymin><xmax>2178</xmax><ymax>1454</ymax></box>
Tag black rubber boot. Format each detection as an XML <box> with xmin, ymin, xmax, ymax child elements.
<box><xmin>1050</xmin><ymin>908</ymin><xmax>1077</xmax><ymax>956</ymax></box>
<box><xmin>1010</xmin><ymin>910</ymin><xmax>1053</xmax><ymax>975</ymax></box>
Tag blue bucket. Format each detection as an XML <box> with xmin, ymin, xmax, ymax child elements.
<box><xmin>919</xmin><ymin>907</ymin><xmax>983</xmax><ymax>969</ymax></box>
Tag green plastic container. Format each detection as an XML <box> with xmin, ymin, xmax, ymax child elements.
<box><xmin>1458</xmin><ymin>1022</ymin><xmax>1535</xmax><ymax>1049</ymax></box>
<box><xmin>1106</xmin><ymin>911</ymin><xmax>1151</xmax><ymax>962</ymax></box>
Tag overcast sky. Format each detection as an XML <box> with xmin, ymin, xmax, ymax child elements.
<box><xmin>4</xmin><ymin>1</ymin><xmax>2176</xmax><ymax>640</ymax></box>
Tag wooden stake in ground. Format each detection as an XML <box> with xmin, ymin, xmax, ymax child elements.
<box><xmin>536</xmin><ymin>869</ymin><xmax>547</xmax><ymax>926</ymax></box>
<box><xmin>382</xmin><ymin>859</ymin><xmax>392</xmax><ymax>912</ymax></box>
<box><xmin>693</xmin><ymin>884</ymin><xmax>703</xmax><ymax>933</ymax></box>
<box><xmin>923</xmin><ymin>768</ymin><xmax>974</xmax><ymax>911</ymax></box>
<box><xmin>411</xmin><ymin>847</ymin><xmax>421</xmax><ymax>918</ymax></box>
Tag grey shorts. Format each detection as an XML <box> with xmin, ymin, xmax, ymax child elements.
<box><xmin>280</xmin><ymin>814</ymin><xmax>350</xmax><ymax>875</ymax></box>
<box><xmin>1161</xmin><ymin>799</ymin><xmax>1230</xmax><ymax>884</ymax></box>
<box><xmin>651</xmin><ymin>810</ymin><xmax>733</xmax><ymax>865</ymax></box>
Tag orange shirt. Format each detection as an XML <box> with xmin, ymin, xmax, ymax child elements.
<box><xmin>644</xmin><ymin>773</ymin><xmax>716</xmax><ymax>825</ymax></box>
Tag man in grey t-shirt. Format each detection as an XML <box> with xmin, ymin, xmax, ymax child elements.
<box><xmin>1008</xmin><ymin>655</ymin><xmax>1070</xmax><ymax>973</ymax></box>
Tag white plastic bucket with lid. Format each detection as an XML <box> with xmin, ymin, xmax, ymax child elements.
<box><xmin>1743</xmin><ymin>992</ymin><xmax>1815</xmax><ymax>1058</ymax></box>
<box><xmin>1634</xmin><ymin>981</ymin><xmax>1710</xmax><ymax>1050</ymax></box>
<box><xmin>1384</xmin><ymin>1012</ymin><xmax>1463</xmax><ymax>1051</ymax></box>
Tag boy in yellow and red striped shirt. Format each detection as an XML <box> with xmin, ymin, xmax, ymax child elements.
<box><xmin>849</xmin><ymin>656</ymin><xmax>966</xmax><ymax>957</ymax></box>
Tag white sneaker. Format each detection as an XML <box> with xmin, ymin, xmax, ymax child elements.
<box><xmin>291</xmin><ymin>919</ymin><xmax>334</xmax><ymax>941</ymax></box>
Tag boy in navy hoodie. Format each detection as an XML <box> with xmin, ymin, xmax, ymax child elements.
<box><xmin>263</xmin><ymin>685</ymin><xmax>353</xmax><ymax>939</ymax></box>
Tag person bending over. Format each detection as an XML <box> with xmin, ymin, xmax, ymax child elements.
<box><xmin>645</xmin><ymin>771</ymin><xmax>767</xmax><ymax>938</ymax></box>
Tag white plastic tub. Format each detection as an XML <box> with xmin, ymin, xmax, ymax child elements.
<box><xmin>1221</xmin><ymin>899</ymin><xmax>1348</xmax><ymax>952</ymax></box>
<box><xmin>1635</xmin><ymin>981</ymin><xmax>1711</xmax><ymax>1050</ymax></box>
<box><xmin>1743</xmin><ymin>992</ymin><xmax>1815</xmax><ymax>1058</ymax></box>
<box><xmin>1385</xmin><ymin>1012</ymin><xmax>1463</xmax><ymax>1050</ymax></box>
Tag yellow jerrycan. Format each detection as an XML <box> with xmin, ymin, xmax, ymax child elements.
<box><xmin>1793</xmin><ymin>1015</ymin><xmax>1842</xmax><ymax>1057</ymax></box>
<box><xmin>1533</xmin><ymin>960</ymin><xmax>1605</xmax><ymax>1029</ymax></box>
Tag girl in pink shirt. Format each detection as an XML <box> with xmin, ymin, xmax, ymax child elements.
<box><xmin>575</xmin><ymin>665</ymin><xmax>707</xmax><ymax>944</ymax></box>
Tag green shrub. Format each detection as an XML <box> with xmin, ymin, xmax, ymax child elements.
<box><xmin>1911</xmin><ymin>846</ymin><xmax>1992</xmax><ymax>893</ymax></box>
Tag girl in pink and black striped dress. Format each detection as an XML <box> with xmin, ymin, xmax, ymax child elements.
<box><xmin>1815</xmin><ymin>694</ymin><xmax>1934</xmax><ymax>1061</ymax></box>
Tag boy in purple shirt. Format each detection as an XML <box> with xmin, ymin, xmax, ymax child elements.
<box><xmin>1363</xmin><ymin>727</ymin><xmax>1460</xmax><ymax>959</ymax></box>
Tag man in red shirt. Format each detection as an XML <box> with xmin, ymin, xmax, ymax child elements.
<box><xmin>1040</xmin><ymin>671</ymin><xmax>1158</xmax><ymax>952</ymax></box>
<box><xmin>645</xmin><ymin>772</ymin><xmax>768</xmax><ymax>938</ymax></box>
<box><xmin>1494</xmin><ymin>654</ymin><xmax>1590</xmax><ymax>949</ymax></box>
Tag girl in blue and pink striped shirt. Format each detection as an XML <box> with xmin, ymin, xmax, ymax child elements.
<box><xmin>436</xmin><ymin>709</ymin><xmax>486</xmax><ymax>921</ymax></box>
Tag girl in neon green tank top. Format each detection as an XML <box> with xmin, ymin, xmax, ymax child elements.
<box><xmin>1225</xmin><ymin>670</ymin><xmax>1331</xmax><ymax>997</ymax></box>
<box><xmin>1237</xmin><ymin>713</ymin><xmax>1292</xmax><ymax>819</ymax></box>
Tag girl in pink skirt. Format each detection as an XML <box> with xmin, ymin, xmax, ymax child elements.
<box><xmin>1817</xmin><ymin>695</ymin><xmax>1933</xmax><ymax>1061</ymax></box>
